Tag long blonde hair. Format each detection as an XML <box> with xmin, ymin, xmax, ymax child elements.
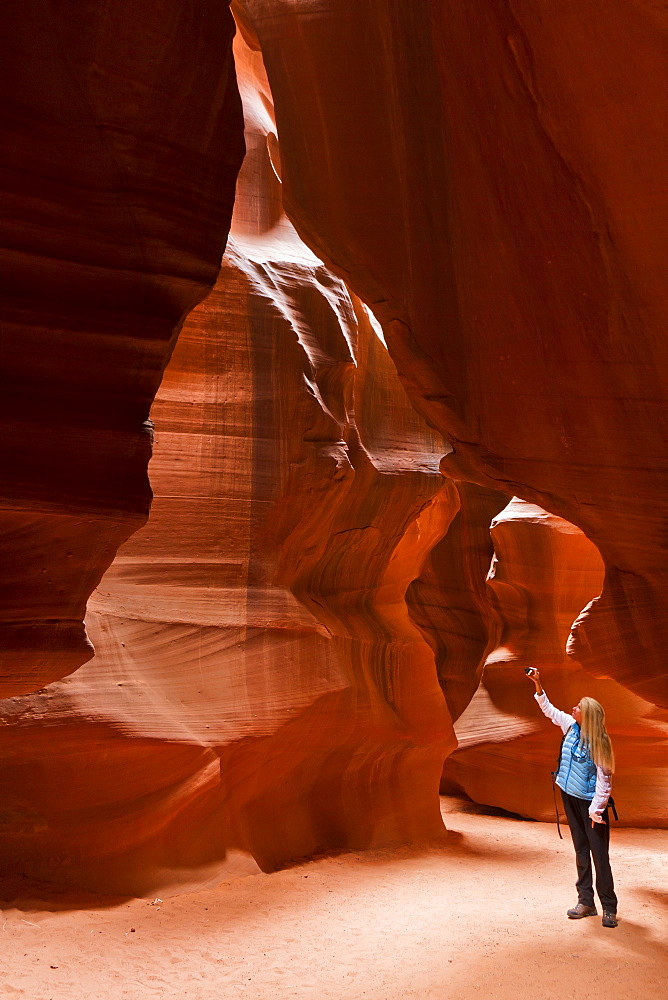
<box><xmin>579</xmin><ymin>697</ymin><xmax>615</xmax><ymax>773</ymax></box>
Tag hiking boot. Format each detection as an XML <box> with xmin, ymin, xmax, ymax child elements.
<box><xmin>602</xmin><ymin>910</ymin><xmax>618</xmax><ymax>928</ymax></box>
<box><xmin>567</xmin><ymin>903</ymin><xmax>598</xmax><ymax>919</ymax></box>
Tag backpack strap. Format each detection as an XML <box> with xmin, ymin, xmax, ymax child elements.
<box><xmin>552</xmin><ymin>779</ymin><xmax>564</xmax><ymax>839</ymax></box>
<box><xmin>608</xmin><ymin>795</ymin><xmax>619</xmax><ymax>821</ymax></box>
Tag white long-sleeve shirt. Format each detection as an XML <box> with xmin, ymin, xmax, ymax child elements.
<box><xmin>535</xmin><ymin>692</ymin><xmax>612</xmax><ymax>822</ymax></box>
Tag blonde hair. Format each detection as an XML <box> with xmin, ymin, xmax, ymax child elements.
<box><xmin>579</xmin><ymin>697</ymin><xmax>615</xmax><ymax>773</ymax></box>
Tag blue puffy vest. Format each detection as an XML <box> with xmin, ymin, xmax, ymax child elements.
<box><xmin>555</xmin><ymin>723</ymin><xmax>597</xmax><ymax>801</ymax></box>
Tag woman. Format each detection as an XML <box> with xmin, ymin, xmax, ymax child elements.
<box><xmin>527</xmin><ymin>667</ymin><xmax>618</xmax><ymax>928</ymax></box>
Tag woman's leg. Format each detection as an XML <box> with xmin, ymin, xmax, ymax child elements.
<box><xmin>585</xmin><ymin>806</ymin><xmax>618</xmax><ymax>913</ymax></box>
<box><xmin>561</xmin><ymin>791</ymin><xmax>594</xmax><ymax>906</ymax></box>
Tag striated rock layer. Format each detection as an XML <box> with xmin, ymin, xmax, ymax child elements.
<box><xmin>0</xmin><ymin>1</ymin><xmax>244</xmax><ymax>695</ymax></box>
<box><xmin>0</xmin><ymin>31</ymin><xmax>457</xmax><ymax>893</ymax></box>
<box><xmin>236</xmin><ymin>0</ymin><xmax>668</xmax><ymax>708</ymax></box>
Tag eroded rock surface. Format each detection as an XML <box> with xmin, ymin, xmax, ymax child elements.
<box><xmin>408</xmin><ymin>483</ymin><xmax>507</xmax><ymax>724</ymax></box>
<box><xmin>0</xmin><ymin>30</ymin><xmax>457</xmax><ymax>892</ymax></box>
<box><xmin>0</xmin><ymin>1</ymin><xmax>244</xmax><ymax>695</ymax></box>
<box><xmin>236</xmin><ymin>0</ymin><xmax>668</xmax><ymax>707</ymax></box>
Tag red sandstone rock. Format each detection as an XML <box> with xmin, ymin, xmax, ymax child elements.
<box><xmin>4</xmin><ymin>1</ymin><xmax>668</xmax><ymax>884</ymax></box>
<box><xmin>0</xmin><ymin>1</ymin><xmax>244</xmax><ymax>695</ymax></box>
<box><xmin>408</xmin><ymin>482</ymin><xmax>507</xmax><ymax>723</ymax></box>
<box><xmin>0</xmin><ymin>30</ymin><xmax>457</xmax><ymax>892</ymax></box>
<box><xmin>236</xmin><ymin>0</ymin><xmax>668</xmax><ymax>708</ymax></box>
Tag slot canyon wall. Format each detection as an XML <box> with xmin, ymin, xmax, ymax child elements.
<box><xmin>232</xmin><ymin>0</ymin><xmax>668</xmax><ymax>819</ymax></box>
<box><xmin>234</xmin><ymin>0</ymin><xmax>668</xmax><ymax>707</ymax></box>
<box><xmin>0</xmin><ymin>25</ymin><xmax>459</xmax><ymax>894</ymax></box>
<box><xmin>2</xmin><ymin>1</ymin><xmax>668</xmax><ymax>894</ymax></box>
<box><xmin>0</xmin><ymin>0</ymin><xmax>244</xmax><ymax>696</ymax></box>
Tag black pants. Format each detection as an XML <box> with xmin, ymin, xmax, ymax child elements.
<box><xmin>561</xmin><ymin>790</ymin><xmax>617</xmax><ymax>912</ymax></box>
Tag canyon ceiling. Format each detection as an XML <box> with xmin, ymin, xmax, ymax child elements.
<box><xmin>1</xmin><ymin>0</ymin><xmax>667</xmax><ymax>892</ymax></box>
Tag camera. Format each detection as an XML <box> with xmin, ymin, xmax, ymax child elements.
<box><xmin>524</xmin><ymin>667</ymin><xmax>535</xmax><ymax>675</ymax></box>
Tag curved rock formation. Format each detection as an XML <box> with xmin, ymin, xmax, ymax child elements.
<box><xmin>407</xmin><ymin>482</ymin><xmax>507</xmax><ymax>724</ymax></box>
<box><xmin>236</xmin><ymin>0</ymin><xmax>668</xmax><ymax>708</ymax></box>
<box><xmin>0</xmin><ymin>1</ymin><xmax>244</xmax><ymax>696</ymax></box>
<box><xmin>0</xmin><ymin>29</ymin><xmax>456</xmax><ymax>893</ymax></box>
<box><xmin>443</xmin><ymin>499</ymin><xmax>668</xmax><ymax>826</ymax></box>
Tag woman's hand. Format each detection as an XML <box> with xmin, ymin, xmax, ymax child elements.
<box><xmin>526</xmin><ymin>667</ymin><xmax>543</xmax><ymax>695</ymax></box>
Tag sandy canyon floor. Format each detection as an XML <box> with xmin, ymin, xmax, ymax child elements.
<box><xmin>2</xmin><ymin>798</ymin><xmax>667</xmax><ymax>1000</ymax></box>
